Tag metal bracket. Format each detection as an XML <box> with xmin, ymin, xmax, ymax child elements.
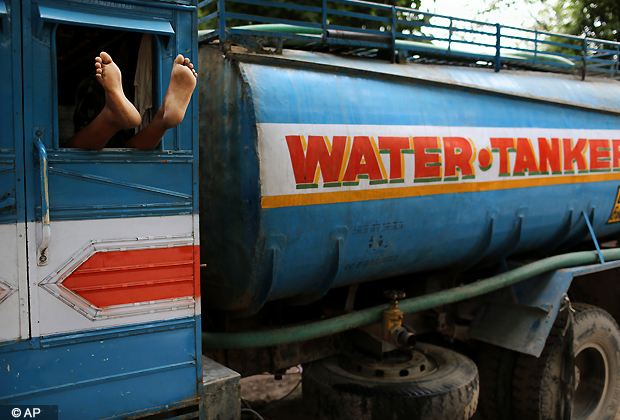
<box><xmin>461</xmin><ymin>207</ymin><xmax>498</xmax><ymax>270</ymax></box>
<box><xmin>582</xmin><ymin>210</ymin><xmax>604</xmax><ymax>263</ymax></box>
<box><xmin>470</xmin><ymin>269</ymin><xmax>574</xmax><ymax>356</ymax></box>
<box><xmin>286</xmin><ymin>226</ymin><xmax>348</xmax><ymax>306</ymax></box>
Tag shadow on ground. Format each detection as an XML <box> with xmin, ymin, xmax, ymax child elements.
<box><xmin>240</xmin><ymin>366</ymin><xmax>484</xmax><ymax>420</ymax></box>
<box><xmin>240</xmin><ymin>367</ymin><xmax>319</xmax><ymax>420</ymax></box>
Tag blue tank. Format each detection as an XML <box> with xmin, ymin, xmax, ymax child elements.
<box><xmin>198</xmin><ymin>45</ymin><xmax>620</xmax><ymax>316</ymax></box>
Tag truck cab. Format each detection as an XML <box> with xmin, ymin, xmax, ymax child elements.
<box><xmin>1</xmin><ymin>1</ymin><xmax>202</xmax><ymax>418</ymax></box>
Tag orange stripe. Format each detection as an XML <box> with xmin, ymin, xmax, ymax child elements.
<box><xmin>261</xmin><ymin>172</ymin><xmax>620</xmax><ymax>209</ymax></box>
<box><xmin>63</xmin><ymin>245</ymin><xmax>196</xmax><ymax>308</ymax></box>
<box><xmin>194</xmin><ymin>245</ymin><xmax>201</xmax><ymax>299</ymax></box>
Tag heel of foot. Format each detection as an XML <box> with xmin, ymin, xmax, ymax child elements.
<box><xmin>160</xmin><ymin>62</ymin><xmax>197</xmax><ymax>129</ymax></box>
<box><xmin>161</xmin><ymin>108</ymin><xmax>185</xmax><ymax>129</ymax></box>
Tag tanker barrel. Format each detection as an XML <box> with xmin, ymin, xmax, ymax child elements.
<box><xmin>199</xmin><ymin>43</ymin><xmax>620</xmax><ymax>317</ymax></box>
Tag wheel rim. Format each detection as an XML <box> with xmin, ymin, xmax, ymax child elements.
<box><xmin>339</xmin><ymin>350</ymin><xmax>438</xmax><ymax>381</ymax></box>
<box><xmin>573</xmin><ymin>343</ymin><xmax>609</xmax><ymax>420</ymax></box>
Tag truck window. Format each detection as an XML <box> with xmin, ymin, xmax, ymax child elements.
<box><xmin>35</xmin><ymin>3</ymin><xmax>177</xmax><ymax>150</ymax></box>
<box><xmin>56</xmin><ymin>24</ymin><xmax>153</xmax><ymax>149</ymax></box>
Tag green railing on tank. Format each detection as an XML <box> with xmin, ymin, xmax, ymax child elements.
<box><xmin>197</xmin><ymin>0</ymin><xmax>620</xmax><ymax>79</ymax></box>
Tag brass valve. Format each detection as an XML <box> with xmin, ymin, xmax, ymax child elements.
<box><xmin>382</xmin><ymin>290</ymin><xmax>416</xmax><ymax>347</ymax></box>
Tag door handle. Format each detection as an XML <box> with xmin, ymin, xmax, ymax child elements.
<box><xmin>34</xmin><ymin>137</ymin><xmax>50</xmax><ymax>266</ymax></box>
<box><xmin>0</xmin><ymin>195</ymin><xmax>15</xmax><ymax>209</ymax></box>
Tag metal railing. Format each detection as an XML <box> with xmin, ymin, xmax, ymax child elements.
<box><xmin>197</xmin><ymin>0</ymin><xmax>620</xmax><ymax>79</ymax></box>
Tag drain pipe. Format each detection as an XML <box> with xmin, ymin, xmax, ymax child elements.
<box><xmin>202</xmin><ymin>248</ymin><xmax>620</xmax><ymax>349</ymax></box>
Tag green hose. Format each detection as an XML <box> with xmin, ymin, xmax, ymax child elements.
<box><xmin>202</xmin><ymin>248</ymin><xmax>620</xmax><ymax>349</ymax></box>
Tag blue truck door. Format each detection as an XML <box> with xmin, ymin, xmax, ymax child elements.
<box><xmin>3</xmin><ymin>0</ymin><xmax>202</xmax><ymax>416</ymax></box>
<box><xmin>0</xmin><ymin>0</ymin><xmax>29</xmax><ymax>344</ymax></box>
<box><xmin>21</xmin><ymin>0</ymin><xmax>200</xmax><ymax>339</ymax></box>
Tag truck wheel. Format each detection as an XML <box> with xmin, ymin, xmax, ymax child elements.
<box><xmin>302</xmin><ymin>343</ymin><xmax>478</xmax><ymax>420</ymax></box>
<box><xmin>512</xmin><ymin>304</ymin><xmax>620</xmax><ymax>420</ymax></box>
<box><xmin>475</xmin><ymin>343</ymin><xmax>517</xmax><ymax>420</ymax></box>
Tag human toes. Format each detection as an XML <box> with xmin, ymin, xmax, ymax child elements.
<box><xmin>99</xmin><ymin>51</ymin><xmax>113</xmax><ymax>64</ymax></box>
<box><xmin>174</xmin><ymin>54</ymin><xmax>185</xmax><ymax>65</ymax></box>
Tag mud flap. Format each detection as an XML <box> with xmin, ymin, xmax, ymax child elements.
<box><xmin>469</xmin><ymin>269</ymin><xmax>574</xmax><ymax>357</ymax></box>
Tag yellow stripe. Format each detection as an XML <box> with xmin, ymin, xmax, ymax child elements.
<box><xmin>261</xmin><ymin>173</ymin><xmax>620</xmax><ymax>209</ymax></box>
<box><xmin>324</xmin><ymin>135</ymin><xmax>332</xmax><ymax>154</ymax></box>
<box><xmin>313</xmin><ymin>166</ymin><xmax>321</xmax><ymax>184</ymax></box>
<box><xmin>370</xmin><ymin>137</ymin><xmax>388</xmax><ymax>180</ymax></box>
<box><xmin>469</xmin><ymin>138</ymin><xmax>477</xmax><ymax>176</ymax></box>
<box><xmin>338</xmin><ymin>137</ymin><xmax>352</xmax><ymax>183</ymax></box>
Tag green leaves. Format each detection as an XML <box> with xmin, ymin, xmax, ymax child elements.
<box><xmin>559</xmin><ymin>0</ymin><xmax>620</xmax><ymax>41</ymax></box>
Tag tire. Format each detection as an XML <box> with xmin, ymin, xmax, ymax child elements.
<box><xmin>512</xmin><ymin>304</ymin><xmax>620</xmax><ymax>420</ymax></box>
<box><xmin>571</xmin><ymin>304</ymin><xmax>620</xmax><ymax>420</ymax></box>
<box><xmin>475</xmin><ymin>343</ymin><xmax>517</xmax><ymax>420</ymax></box>
<box><xmin>511</xmin><ymin>308</ymin><xmax>570</xmax><ymax>420</ymax></box>
<box><xmin>302</xmin><ymin>343</ymin><xmax>479</xmax><ymax>420</ymax></box>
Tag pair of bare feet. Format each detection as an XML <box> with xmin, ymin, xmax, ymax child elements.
<box><xmin>67</xmin><ymin>51</ymin><xmax>197</xmax><ymax>150</ymax></box>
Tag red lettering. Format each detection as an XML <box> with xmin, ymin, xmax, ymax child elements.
<box><xmin>413</xmin><ymin>137</ymin><xmax>442</xmax><ymax>180</ymax></box>
<box><xmin>538</xmin><ymin>138</ymin><xmax>562</xmax><ymax>174</ymax></box>
<box><xmin>590</xmin><ymin>139</ymin><xmax>611</xmax><ymax>171</ymax></box>
<box><xmin>490</xmin><ymin>138</ymin><xmax>515</xmax><ymax>175</ymax></box>
<box><xmin>343</xmin><ymin>136</ymin><xmax>383</xmax><ymax>182</ymax></box>
<box><xmin>378</xmin><ymin>136</ymin><xmax>410</xmax><ymax>180</ymax></box>
<box><xmin>443</xmin><ymin>137</ymin><xmax>474</xmax><ymax>178</ymax></box>
<box><xmin>613</xmin><ymin>140</ymin><xmax>620</xmax><ymax>169</ymax></box>
<box><xmin>563</xmin><ymin>138</ymin><xmax>588</xmax><ymax>172</ymax></box>
<box><xmin>286</xmin><ymin>135</ymin><xmax>347</xmax><ymax>184</ymax></box>
<box><xmin>513</xmin><ymin>138</ymin><xmax>539</xmax><ymax>174</ymax></box>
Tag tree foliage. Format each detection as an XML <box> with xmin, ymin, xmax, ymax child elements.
<box><xmin>556</xmin><ymin>0</ymin><xmax>620</xmax><ymax>42</ymax></box>
<box><xmin>482</xmin><ymin>0</ymin><xmax>619</xmax><ymax>42</ymax></box>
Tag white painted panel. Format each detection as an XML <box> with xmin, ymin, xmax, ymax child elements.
<box><xmin>0</xmin><ymin>223</ymin><xmax>28</xmax><ymax>342</ymax></box>
<box><xmin>27</xmin><ymin>215</ymin><xmax>197</xmax><ymax>336</ymax></box>
<box><xmin>258</xmin><ymin>123</ymin><xmax>620</xmax><ymax>197</ymax></box>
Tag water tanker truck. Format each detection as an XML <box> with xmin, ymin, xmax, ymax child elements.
<box><xmin>3</xmin><ymin>0</ymin><xmax>620</xmax><ymax>419</ymax></box>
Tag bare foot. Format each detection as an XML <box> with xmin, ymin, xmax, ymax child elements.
<box><xmin>95</xmin><ymin>51</ymin><xmax>141</xmax><ymax>130</ymax></box>
<box><xmin>65</xmin><ymin>52</ymin><xmax>141</xmax><ymax>149</ymax></box>
<box><xmin>160</xmin><ymin>54</ymin><xmax>197</xmax><ymax>129</ymax></box>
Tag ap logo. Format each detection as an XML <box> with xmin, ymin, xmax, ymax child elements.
<box><xmin>11</xmin><ymin>407</ymin><xmax>41</xmax><ymax>418</ymax></box>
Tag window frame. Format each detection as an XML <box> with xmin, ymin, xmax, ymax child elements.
<box><xmin>38</xmin><ymin>3</ymin><xmax>176</xmax><ymax>151</ymax></box>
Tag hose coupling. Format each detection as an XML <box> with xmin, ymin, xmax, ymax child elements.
<box><xmin>392</xmin><ymin>326</ymin><xmax>417</xmax><ymax>347</ymax></box>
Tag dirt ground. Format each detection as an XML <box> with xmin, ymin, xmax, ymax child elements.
<box><xmin>239</xmin><ymin>366</ymin><xmax>319</xmax><ymax>420</ymax></box>
<box><xmin>239</xmin><ymin>366</ymin><xmax>484</xmax><ymax>420</ymax></box>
